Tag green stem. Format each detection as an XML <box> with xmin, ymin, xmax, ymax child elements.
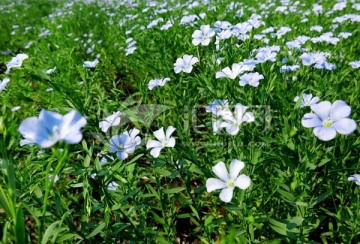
<box><xmin>38</xmin><ymin>147</ymin><xmax>68</xmax><ymax>243</ymax></box>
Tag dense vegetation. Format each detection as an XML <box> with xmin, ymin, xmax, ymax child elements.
<box><xmin>0</xmin><ymin>0</ymin><xmax>359</xmax><ymax>243</ymax></box>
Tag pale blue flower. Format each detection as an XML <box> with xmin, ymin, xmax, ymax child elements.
<box><xmin>280</xmin><ymin>64</ymin><xmax>300</xmax><ymax>73</ymax></box>
<box><xmin>0</xmin><ymin>78</ymin><xmax>10</xmax><ymax>92</ymax></box>
<box><xmin>107</xmin><ymin>181</ymin><xmax>119</xmax><ymax>191</ymax></box>
<box><xmin>294</xmin><ymin>93</ymin><xmax>320</xmax><ymax>108</ymax></box>
<box><xmin>239</xmin><ymin>72</ymin><xmax>264</xmax><ymax>87</ymax></box>
<box><xmin>255</xmin><ymin>48</ymin><xmax>277</xmax><ymax>63</ymax></box>
<box><xmin>99</xmin><ymin>111</ymin><xmax>122</xmax><ymax>133</ymax></box>
<box><xmin>348</xmin><ymin>174</ymin><xmax>360</xmax><ymax>186</ymax></box>
<box><xmin>349</xmin><ymin>61</ymin><xmax>360</xmax><ymax>69</ymax></box>
<box><xmin>174</xmin><ymin>55</ymin><xmax>199</xmax><ymax>74</ymax></box>
<box><xmin>301</xmin><ymin>100</ymin><xmax>357</xmax><ymax>141</ymax></box>
<box><xmin>148</xmin><ymin>78</ymin><xmax>170</xmax><ymax>90</ymax></box>
<box><xmin>6</xmin><ymin>54</ymin><xmax>28</xmax><ymax>74</ymax></box>
<box><xmin>205</xmin><ymin>99</ymin><xmax>230</xmax><ymax>116</ymax></box>
<box><xmin>109</xmin><ymin>128</ymin><xmax>141</xmax><ymax>160</ymax></box>
<box><xmin>83</xmin><ymin>59</ymin><xmax>99</xmax><ymax>68</ymax></box>
<box><xmin>192</xmin><ymin>25</ymin><xmax>215</xmax><ymax>46</ymax></box>
<box><xmin>18</xmin><ymin>109</ymin><xmax>87</xmax><ymax>148</ymax></box>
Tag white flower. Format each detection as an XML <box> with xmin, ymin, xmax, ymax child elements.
<box><xmin>146</xmin><ymin>126</ymin><xmax>176</xmax><ymax>158</ymax></box>
<box><xmin>148</xmin><ymin>78</ymin><xmax>170</xmax><ymax>90</ymax></box>
<box><xmin>206</xmin><ymin>160</ymin><xmax>251</xmax><ymax>203</ymax></box>
<box><xmin>174</xmin><ymin>54</ymin><xmax>199</xmax><ymax>74</ymax></box>
<box><xmin>214</xmin><ymin>103</ymin><xmax>255</xmax><ymax>135</ymax></box>
<box><xmin>126</xmin><ymin>46</ymin><xmax>136</xmax><ymax>56</ymax></box>
<box><xmin>109</xmin><ymin>128</ymin><xmax>141</xmax><ymax>160</ymax></box>
<box><xmin>348</xmin><ymin>174</ymin><xmax>360</xmax><ymax>186</ymax></box>
<box><xmin>99</xmin><ymin>111</ymin><xmax>122</xmax><ymax>133</ymax></box>
<box><xmin>6</xmin><ymin>54</ymin><xmax>28</xmax><ymax>74</ymax></box>
<box><xmin>83</xmin><ymin>59</ymin><xmax>99</xmax><ymax>68</ymax></box>
<box><xmin>216</xmin><ymin>63</ymin><xmax>255</xmax><ymax>80</ymax></box>
<box><xmin>44</xmin><ymin>67</ymin><xmax>56</xmax><ymax>75</ymax></box>
<box><xmin>49</xmin><ymin>174</ymin><xmax>59</xmax><ymax>185</ymax></box>
<box><xmin>192</xmin><ymin>25</ymin><xmax>215</xmax><ymax>46</ymax></box>
<box><xmin>0</xmin><ymin>78</ymin><xmax>10</xmax><ymax>92</ymax></box>
<box><xmin>11</xmin><ymin>106</ymin><xmax>21</xmax><ymax>112</ymax></box>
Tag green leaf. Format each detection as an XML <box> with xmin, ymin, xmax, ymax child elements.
<box><xmin>87</xmin><ymin>222</ymin><xmax>106</xmax><ymax>238</ymax></box>
<box><xmin>69</xmin><ymin>183</ymin><xmax>84</xmax><ymax>188</ymax></box>
<box><xmin>177</xmin><ymin>213</ymin><xmax>194</xmax><ymax>218</ymax></box>
<box><xmin>42</xmin><ymin>221</ymin><xmax>59</xmax><ymax>244</ymax></box>
<box><xmin>152</xmin><ymin>168</ymin><xmax>171</xmax><ymax>177</ymax></box>
<box><xmin>56</xmin><ymin>233</ymin><xmax>82</xmax><ymax>242</ymax></box>
<box><xmin>15</xmin><ymin>207</ymin><xmax>25</xmax><ymax>244</ymax></box>
<box><xmin>121</xmin><ymin>189</ymin><xmax>139</xmax><ymax>202</ymax></box>
<box><xmin>126</xmin><ymin>153</ymin><xmax>144</xmax><ymax>165</ymax></box>
<box><xmin>146</xmin><ymin>184</ymin><xmax>160</xmax><ymax>200</ymax></box>
<box><xmin>0</xmin><ymin>186</ymin><xmax>15</xmax><ymax>218</ymax></box>
<box><xmin>277</xmin><ymin>189</ymin><xmax>295</xmax><ymax>202</ymax></box>
<box><xmin>163</xmin><ymin>187</ymin><xmax>185</xmax><ymax>194</ymax></box>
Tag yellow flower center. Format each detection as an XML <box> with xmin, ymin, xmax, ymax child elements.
<box><xmin>227</xmin><ymin>180</ymin><xmax>235</xmax><ymax>188</ymax></box>
<box><xmin>322</xmin><ymin>119</ymin><xmax>333</xmax><ymax>128</ymax></box>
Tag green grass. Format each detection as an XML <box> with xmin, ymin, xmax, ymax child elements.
<box><xmin>0</xmin><ymin>0</ymin><xmax>359</xmax><ymax>243</ymax></box>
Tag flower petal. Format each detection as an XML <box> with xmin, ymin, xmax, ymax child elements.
<box><xmin>165</xmin><ymin>126</ymin><xmax>176</xmax><ymax>139</ymax></box>
<box><xmin>189</xmin><ymin>57</ymin><xmax>199</xmax><ymax>65</ymax></box>
<box><xmin>332</xmin><ymin>118</ymin><xmax>357</xmax><ymax>135</ymax></box>
<box><xmin>229</xmin><ymin>159</ymin><xmax>245</xmax><ymax>180</ymax></box>
<box><xmin>313</xmin><ymin>127</ymin><xmax>337</xmax><ymax>141</ymax></box>
<box><xmin>225</xmin><ymin>124</ymin><xmax>240</xmax><ymax>136</ymax></box>
<box><xmin>206</xmin><ymin>178</ymin><xmax>227</xmax><ymax>192</ymax></box>
<box><xmin>153</xmin><ymin>127</ymin><xmax>165</xmax><ymax>141</ymax></box>
<box><xmin>219</xmin><ymin>187</ymin><xmax>234</xmax><ymax>203</ymax></box>
<box><xmin>301</xmin><ymin>113</ymin><xmax>322</xmax><ymax>128</ymax></box>
<box><xmin>18</xmin><ymin>117</ymin><xmax>39</xmax><ymax>139</ymax></box>
<box><xmin>310</xmin><ymin>101</ymin><xmax>331</xmax><ymax>120</ymax></box>
<box><xmin>63</xmin><ymin>132</ymin><xmax>83</xmax><ymax>144</ymax></box>
<box><xmin>234</xmin><ymin>103</ymin><xmax>247</xmax><ymax>122</ymax></box>
<box><xmin>235</xmin><ymin>174</ymin><xmax>251</xmax><ymax>189</ymax></box>
<box><xmin>150</xmin><ymin>147</ymin><xmax>163</xmax><ymax>158</ymax></box>
<box><xmin>183</xmin><ymin>55</ymin><xmax>192</xmax><ymax>64</ymax></box>
<box><xmin>330</xmin><ymin>100</ymin><xmax>351</xmax><ymax>122</ymax></box>
<box><xmin>212</xmin><ymin>161</ymin><xmax>229</xmax><ymax>182</ymax></box>
<box><xmin>146</xmin><ymin>139</ymin><xmax>162</xmax><ymax>149</ymax></box>
<box><xmin>129</xmin><ymin>128</ymin><xmax>140</xmax><ymax>139</ymax></box>
<box><xmin>60</xmin><ymin>110</ymin><xmax>87</xmax><ymax>142</ymax></box>
<box><xmin>243</xmin><ymin>112</ymin><xmax>255</xmax><ymax>123</ymax></box>
<box><xmin>99</xmin><ymin>121</ymin><xmax>111</xmax><ymax>132</ymax></box>
<box><xmin>117</xmin><ymin>151</ymin><xmax>128</xmax><ymax>160</ymax></box>
<box><xmin>167</xmin><ymin>137</ymin><xmax>176</xmax><ymax>147</ymax></box>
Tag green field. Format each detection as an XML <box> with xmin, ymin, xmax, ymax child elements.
<box><xmin>0</xmin><ymin>0</ymin><xmax>360</xmax><ymax>243</ymax></box>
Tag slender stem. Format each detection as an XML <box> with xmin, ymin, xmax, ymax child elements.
<box><xmin>38</xmin><ymin>157</ymin><xmax>54</xmax><ymax>243</ymax></box>
<box><xmin>38</xmin><ymin>147</ymin><xmax>68</xmax><ymax>243</ymax></box>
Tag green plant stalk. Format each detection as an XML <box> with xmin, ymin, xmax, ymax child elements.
<box><xmin>38</xmin><ymin>146</ymin><xmax>68</xmax><ymax>243</ymax></box>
